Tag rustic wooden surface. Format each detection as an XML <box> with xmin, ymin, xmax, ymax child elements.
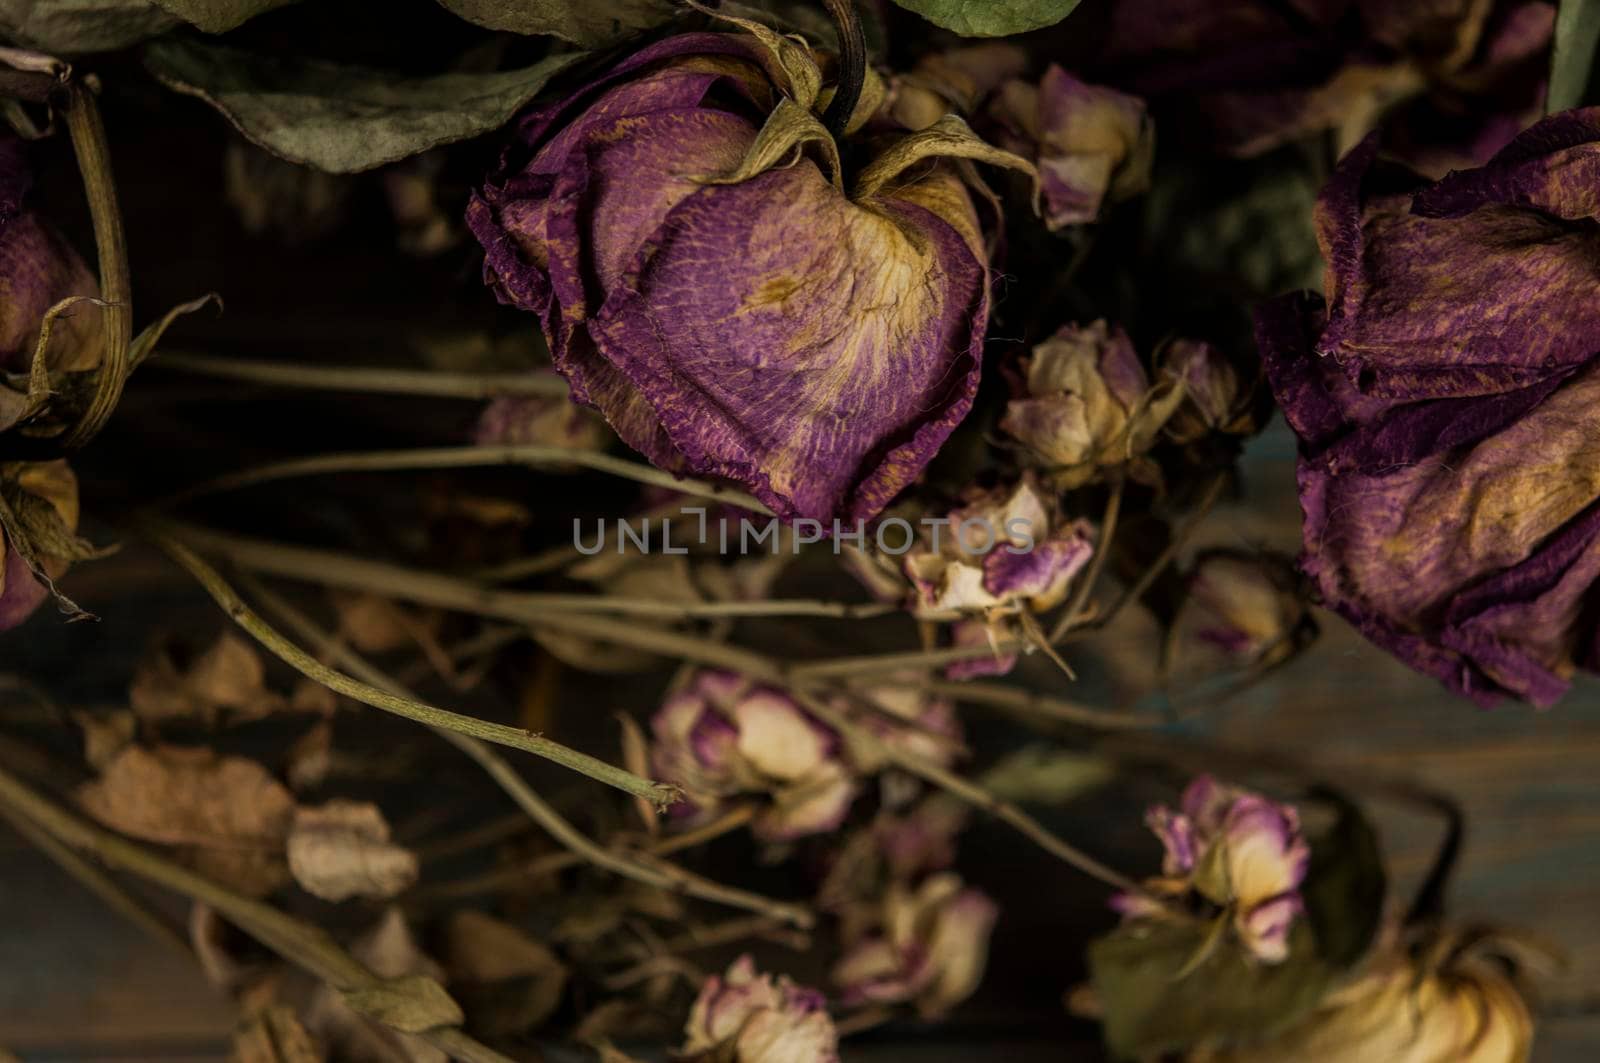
<box><xmin>3</xmin><ymin>424</ymin><xmax>1599</xmax><ymax>1060</ymax></box>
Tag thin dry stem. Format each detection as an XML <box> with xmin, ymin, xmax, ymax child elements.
<box><xmin>792</xmin><ymin>687</ymin><xmax>1154</xmax><ymax>901</ymax></box>
<box><xmin>0</xmin><ymin>762</ymin><xmax>514</xmax><ymax>1063</ymax></box>
<box><xmin>916</xmin><ymin>678</ymin><xmax>1156</xmax><ymax>731</ymax></box>
<box><xmin>1050</xmin><ymin>476</ymin><xmax>1123</xmax><ymax>641</ymax></box>
<box><xmin>245</xmin><ymin>577</ymin><xmax>811</xmax><ymax>930</ymax></box>
<box><xmin>148</xmin><ymin>352</ymin><xmax>572</xmax><ymax>400</ymax></box>
<box><xmin>158</xmin><ymin>445</ymin><xmax>773</xmax><ymax>515</ymax></box>
<box><xmin>143</xmin><ymin>523</ymin><xmax>677</xmax><ymax>805</ymax></box>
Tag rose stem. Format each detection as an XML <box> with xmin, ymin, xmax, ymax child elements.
<box><xmin>789</xmin><ymin>687</ymin><xmax>1157</xmax><ymax>902</ymax></box>
<box><xmin>61</xmin><ymin>80</ymin><xmax>132</xmax><ymax>451</ymax></box>
<box><xmin>153</xmin><ymin>444</ymin><xmax>773</xmax><ymax>515</ymax></box>
<box><xmin>410</xmin><ymin>805</ymin><xmax>757</xmax><ymax>902</ymax></box>
<box><xmin>820</xmin><ymin>0</ymin><xmax>867</xmax><ymax>139</ymax></box>
<box><xmin>157</xmin><ymin>522</ymin><xmax>788</xmax><ymax>678</ymax></box>
<box><xmin>145</xmin><ymin>352</ymin><xmax>572</xmax><ymax>400</ymax></box>
<box><xmin>0</xmin><ymin>763</ymin><xmax>516</xmax><ymax>1063</ymax></box>
<box><xmin>1049</xmin><ymin>475</ymin><xmax>1124</xmax><ymax>641</ymax></box>
<box><xmin>242</xmin><ymin>574</ymin><xmax>813</xmax><ymax>930</ymax></box>
<box><xmin>142</xmin><ymin>523</ymin><xmax>680</xmax><ymax>806</ymax></box>
<box><xmin>915</xmin><ymin>678</ymin><xmax>1156</xmax><ymax>731</ymax></box>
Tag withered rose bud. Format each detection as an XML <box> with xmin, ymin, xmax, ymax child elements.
<box><xmin>986</xmin><ymin>67</ymin><xmax>1154</xmax><ymax>229</ymax></box>
<box><xmin>650</xmin><ymin>670</ymin><xmax>856</xmax><ymax>842</ymax></box>
<box><xmin>470</xmin><ymin>29</ymin><xmax>1031</xmax><ymax>522</ymax></box>
<box><xmin>682</xmin><ymin>955</ymin><xmax>839</xmax><ymax>1063</ymax></box>
<box><xmin>1</xmin><ymin>133</ymin><xmax>102</xmax><ymax>431</ymax></box>
<box><xmin>1158</xmin><ymin>339</ymin><xmax>1253</xmax><ymax>445</ymax></box>
<box><xmin>1117</xmin><ymin>775</ymin><xmax>1309</xmax><ymax>964</ymax></box>
<box><xmin>1001</xmin><ymin>321</ymin><xmax>1183</xmax><ymax>487</ymax></box>
<box><xmin>836</xmin><ymin>678</ymin><xmax>965</xmax><ymax>773</ymax></box>
<box><xmin>1258</xmin><ymin>111</ymin><xmax>1600</xmax><ymax>706</ymax></box>
<box><xmin>0</xmin><ymin>460</ymin><xmax>80</xmax><ymax>631</ymax></box>
<box><xmin>1193</xmin><ymin>935</ymin><xmax>1535</xmax><ymax>1062</ymax></box>
<box><xmin>832</xmin><ymin>872</ymin><xmax>998</xmax><ymax>1018</ymax></box>
<box><xmin>903</xmin><ymin>475</ymin><xmax>1094</xmax><ymax>678</ymax></box>
<box><xmin>1167</xmin><ymin>550</ymin><xmax>1315</xmax><ymax>684</ymax></box>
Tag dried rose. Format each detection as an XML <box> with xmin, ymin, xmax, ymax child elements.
<box><xmin>1167</xmin><ymin>550</ymin><xmax>1315</xmax><ymax>685</ymax></box>
<box><xmin>682</xmin><ymin>955</ymin><xmax>839</xmax><ymax>1063</ymax></box>
<box><xmin>650</xmin><ymin>670</ymin><xmax>856</xmax><ymax>842</ymax></box>
<box><xmin>1001</xmin><ymin>321</ymin><xmax>1187</xmax><ymax>488</ymax></box>
<box><xmin>836</xmin><ymin>678</ymin><xmax>966</xmax><ymax>773</ymax></box>
<box><xmin>0</xmin><ymin>460</ymin><xmax>80</xmax><ymax>631</ymax></box>
<box><xmin>1100</xmin><ymin>0</ymin><xmax>1553</xmax><ymax>173</ymax></box>
<box><xmin>469</xmin><ymin>29</ymin><xmax>1031</xmax><ymax>522</ymax></box>
<box><xmin>1258</xmin><ymin>111</ymin><xmax>1600</xmax><ymax>707</ymax></box>
<box><xmin>986</xmin><ymin>66</ymin><xmax>1154</xmax><ymax>228</ymax></box>
<box><xmin>1193</xmin><ymin>935</ymin><xmax>1535</xmax><ymax>1062</ymax></box>
<box><xmin>1117</xmin><ymin>775</ymin><xmax>1310</xmax><ymax>964</ymax></box>
<box><xmin>832</xmin><ymin>872</ymin><xmax>998</xmax><ymax>1018</ymax></box>
<box><xmin>1</xmin><ymin>132</ymin><xmax>102</xmax><ymax>433</ymax></box>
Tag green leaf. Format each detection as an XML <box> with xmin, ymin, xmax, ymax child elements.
<box><xmin>143</xmin><ymin>39</ymin><xmax>586</xmax><ymax>173</ymax></box>
<box><xmin>1088</xmin><ymin>920</ymin><xmax>1334</xmax><ymax>1059</ymax></box>
<box><xmin>0</xmin><ymin>0</ymin><xmax>179</xmax><ymax>54</ymax></box>
<box><xmin>1550</xmin><ymin>0</ymin><xmax>1600</xmax><ymax>112</ymax></box>
<box><xmin>1300</xmin><ymin>794</ymin><xmax>1387</xmax><ymax>970</ymax></box>
<box><xmin>341</xmin><ymin>975</ymin><xmax>465</xmax><ymax>1033</ymax></box>
<box><xmin>888</xmin><ymin>0</ymin><xmax>1080</xmax><ymax>37</ymax></box>
<box><xmin>977</xmin><ymin>746</ymin><xmax>1113</xmax><ymax>805</ymax></box>
<box><xmin>150</xmin><ymin>0</ymin><xmax>300</xmax><ymax>33</ymax></box>
<box><xmin>434</xmin><ymin>0</ymin><xmax>673</xmax><ymax>46</ymax></box>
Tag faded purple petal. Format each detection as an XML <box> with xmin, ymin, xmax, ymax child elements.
<box><xmin>1261</xmin><ymin>112</ymin><xmax>1600</xmax><ymax>706</ymax></box>
<box><xmin>1237</xmin><ymin>893</ymin><xmax>1305</xmax><ymax>964</ymax></box>
<box><xmin>472</xmin><ymin>34</ymin><xmax>997</xmax><ymax>523</ymax></box>
<box><xmin>1144</xmin><ymin>804</ymin><xmax>1198</xmax><ymax>876</ymax></box>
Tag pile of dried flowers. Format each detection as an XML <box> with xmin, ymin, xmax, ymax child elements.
<box><xmin>0</xmin><ymin>0</ymin><xmax>1587</xmax><ymax>1059</ymax></box>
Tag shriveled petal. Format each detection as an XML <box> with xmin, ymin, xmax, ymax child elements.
<box><xmin>589</xmin><ymin>162</ymin><xmax>988</xmax><ymax>521</ymax></box>
<box><xmin>1235</xmin><ymin>893</ymin><xmax>1305</xmax><ymax>964</ymax></box>
<box><xmin>1222</xmin><ymin>796</ymin><xmax>1310</xmax><ymax>907</ymax></box>
<box><xmin>734</xmin><ymin>690</ymin><xmax>829</xmax><ymax>782</ymax></box>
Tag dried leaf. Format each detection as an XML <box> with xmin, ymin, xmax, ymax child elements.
<box><xmin>129</xmin><ymin>633</ymin><xmax>286</xmax><ymax>726</ymax></box>
<box><xmin>340</xmin><ymin>976</ymin><xmax>463</xmax><ymax>1035</ymax></box>
<box><xmin>433</xmin><ymin>0</ymin><xmax>673</xmax><ymax>46</ymax></box>
<box><xmin>286</xmin><ymin>719</ymin><xmax>334</xmax><ymax>792</ymax></box>
<box><xmin>71</xmin><ymin>709</ymin><xmax>136</xmax><ymax>770</ymax></box>
<box><xmin>442</xmin><ymin>911</ymin><xmax>568</xmax><ymax>1034</ymax></box>
<box><xmin>232</xmin><ymin>1005</ymin><xmax>324</xmax><ymax>1063</ymax></box>
<box><xmin>151</xmin><ymin>0</ymin><xmax>300</xmax><ymax>35</ymax></box>
<box><xmin>287</xmin><ymin>800</ymin><xmax>418</xmax><ymax>902</ymax></box>
<box><xmin>144</xmin><ymin>39</ymin><xmax>587</xmax><ymax>173</ymax></box>
<box><xmin>306</xmin><ymin>909</ymin><xmax>450</xmax><ymax>1063</ymax></box>
<box><xmin>977</xmin><ymin>747</ymin><xmax>1114</xmax><ymax>805</ymax></box>
<box><xmin>77</xmin><ymin>744</ymin><xmax>295</xmax><ymax>895</ymax></box>
<box><xmin>0</xmin><ymin>0</ymin><xmax>179</xmax><ymax>54</ymax></box>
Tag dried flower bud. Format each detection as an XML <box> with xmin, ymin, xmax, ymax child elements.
<box><xmin>470</xmin><ymin>31</ymin><xmax>1031</xmax><ymax>522</ymax></box>
<box><xmin>838</xmin><ymin>678</ymin><xmax>965</xmax><ymax>773</ymax></box>
<box><xmin>1</xmin><ymin>133</ymin><xmax>101</xmax><ymax>430</ymax></box>
<box><xmin>832</xmin><ymin>872</ymin><xmax>998</xmax><ymax>1018</ymax></box>
<box><xmin>906</xmin><ymin>474</ymin><xmax>1094</xmax><ymax>619</ymax></box>
<box><xmin>987</xmin><ymin>67</ymin><xmax>1154</xmax><ymax>228</ymax></box>
<box><xmin>1001</xmin><ymin>321</ymin><xmax>1183</xmax><ymax>487</ymax></box>
<box><xmin>1193</xmin><ymin>936</ymin><xmax>1535</xmax><ymax>1062</ymax></box>
<box><xmin>682</xmin><ymin>955</ymin><xmax>839</xmax><ymax>1063</ymax></box>
<box><xmin>1168</xmin><ymin>550</ymin><xmax>1314</xmax><ymax>684</ymax></box>
<box><xmin>1118</xmin><ymin>775</ymin><xmax>1310</xmax><ymax>964</ymax></box>
<box><xmin>0</xmin><ymin>460</ymin><xmax>81</xmax><ymax>631</ymax></box>
<box><xmin>881</xmin><ymin>43</ymin><xmax>1029</xmax><ymax>131</ymax></box>
<box><xmin>1159</xmin><ymin>339</ymin><xmax>1251</xmax><ymax>444</ymax></box>
<box><xmin>650</xmin><ymin>671</ymin><xmax>857</xmax><ymax>842</ymax></box>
